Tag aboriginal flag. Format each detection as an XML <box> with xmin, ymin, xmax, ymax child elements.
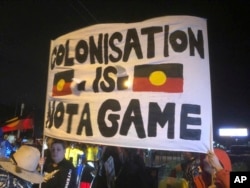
<box><xmin>1</xmin><ymin>116</ymin><xmax>34</xmax><ymax>132</ymax></box>
<box><xmin>133</xmin><ymin>63</ymin><xmax>183</xmax><ymax>92</ymax></box>
<box><xmin>52</xmin><ymin>70</ymin><xmax>74</xmax><ymax>96</ymax></box>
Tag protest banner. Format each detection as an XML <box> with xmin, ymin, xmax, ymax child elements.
<box><xmin>44</xmin><ymin>15</ymin><xmax>212</xmax><ymax>153</ymax></box>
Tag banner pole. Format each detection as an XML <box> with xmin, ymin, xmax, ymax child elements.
<box><xmin>38</xmin><ymin>135</ymin><xmax>46</xmax><ymax>188</ymax></box>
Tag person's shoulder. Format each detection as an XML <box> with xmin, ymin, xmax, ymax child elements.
<box><xmin>60</xmin><ymin>158</ymin><xmax>75</xmax><ymax>168</ymax></box>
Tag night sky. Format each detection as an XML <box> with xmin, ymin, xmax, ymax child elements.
<box><xmin>0</xmin><ymin>0</ymin><xmax>250</xmax><ymax>140</ymax></box>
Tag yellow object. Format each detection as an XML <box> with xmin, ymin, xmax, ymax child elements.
<box><xmin>86</xmin><ymin>145</ymin><xmax>99</xmax><ymax>161</ymax></box>
<box><xmin>65</xmin><ymin>147</ymin><xmax>84</xmax><ymax>167</ymax></box>
<box><xmin>158</xmin><ymin>177</ymin><xmax>189</xmax><ymax>188</ymax></box>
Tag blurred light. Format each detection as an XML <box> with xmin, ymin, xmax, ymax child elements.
<box><xmin>124</xmin><ymin>80</ymin><xmax>131</xmax><ymax>88</ymax></box>
<box><xmin>43</xmin><ymin>142</ymin><xmax>48</xmax><ymax>150</ymax></box>
<box><xmin>219</xmin><ymin>128</ymin><xmax>248</xmax><ymax>137</ymax></box>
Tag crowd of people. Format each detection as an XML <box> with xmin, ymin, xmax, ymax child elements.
<box><xmin>0</xmin><ymin>133</ymin><xmax>90</xmax><ymax>188</ymax></box>
<box><xmin>162</xmin><ymin>149</ymin><xmax>231</xmax><ymax>188</ymax></box>
<box><xmin>0</xmin><ymin>131</ymin><xmax>231</xmax><ymax>188</ymax></box>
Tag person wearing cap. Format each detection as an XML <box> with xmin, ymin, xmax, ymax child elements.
<box><xmin>40</xmin><ymin>139</ymin><xmax>77</xmax><ymax>188</ymax></box>
<box><xmin>165</xmin><ymin>149</ymin><xmax>230</xmax><ymax>188</ymax></box>
<box><xmin>198</xmin><ymin>148</ymin><xmax>231</xmax><ymax>188</ymax></box>
<box><xmin>0</xmin><ymin>144</ymin><xmax>44</xmax><ymax>187</ymax></box>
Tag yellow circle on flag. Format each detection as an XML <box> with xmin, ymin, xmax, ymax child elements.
<box><xmin>149</xmin><ymin>71</ymin><xmax>167</xmax><ymax>86</ymax></box>
<box><xmin>57</xmin><ymin>79</ymin><xmax>65</xmax><ymax>91</ymax></box>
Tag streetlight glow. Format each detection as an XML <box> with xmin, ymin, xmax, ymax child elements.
<box><xmin>219</xmin><ymin>128</ymin><xmax>248</xmax><ymax>137</ymax></box>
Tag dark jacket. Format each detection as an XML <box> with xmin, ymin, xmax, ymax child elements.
<box><xmin>42</xmin><ymin>158</ymin><xmax>77</xmax><ymax>188</ymax></box>
<box><xmin>115</xmin><ymin>150</ymin><xmax>150</xmax><ymax>188</ymax></box>
<box><xmin>91</xmin><ymin>147</ymin><xmax>150</xmax><ymax>188</ymax></box>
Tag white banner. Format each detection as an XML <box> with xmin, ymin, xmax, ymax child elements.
<box><xmin>44</xmin><ymin>16</ymin><xmax>212</xmax><ymax>153</ymax></box>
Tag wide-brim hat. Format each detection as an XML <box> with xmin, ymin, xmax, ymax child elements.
<box><xmin>0</xmin><ymin>145</ymin><xmax>44</xmax><ymax>184</ymax></box>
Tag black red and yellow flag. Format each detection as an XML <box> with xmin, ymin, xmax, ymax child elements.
<box><xmin>1</xmin><ymin>116</ymin><xmax>33</xmax><ymax>132</ymax></box>
<box><xmin>52</xmin><ymin>70</ymin><xmax>74</xmax><ymax>96</ymax></box>
<box><xmin>133</xmin><ymin>63</ymin><xmax>183</xmax><ymax>92</ymax></box>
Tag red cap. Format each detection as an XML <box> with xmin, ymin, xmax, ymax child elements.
<box><xmin>214</xmin><ymin>148</ymin><xmax>232</xmax><ymax>171</ymax></box>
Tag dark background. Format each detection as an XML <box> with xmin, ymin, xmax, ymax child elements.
<box><xmin>0</xmin><ymin>0</ymin><xmax>250</xmax><ymax>142</ymax></box>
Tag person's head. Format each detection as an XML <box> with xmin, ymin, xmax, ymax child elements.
<box><xmin>0</xmin><ymin>145</ymin><xmax>44</xmax><ymax>184</ymax></box>
<box><xmin>201</xmin><ymin>155</ymin><xmax>213</xmax><ymax>174</ymax></box>
<box><xmin>50</xmin><ymin>139</ymin><xmax>67</xmax><ymax>164</ymax></box>
<box><xmin>7</xmin><ymin>134</ymin><xmax>16</xmax><ymax>144</ymax></box>
<box><xmin>182</xmin><ymin>152</ymin><xmax>199</xmax><ymax>161</ymax></box>
<box><xmin>201</xmin><ymin>148</ymin><xmax>232</xmax><ymax>174</ymax></box>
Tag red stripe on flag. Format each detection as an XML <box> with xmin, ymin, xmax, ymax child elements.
<box><xmin>132</xmin><ymin>63</ymin><xmax>183</xmax><ymax>93</ymax></box>
<box><xmin>2</xmin><ymin>118</ymin><xmax>33</xmax><ymax>132</ymax></box>
<box><xmin>133</xmin><ymin>77</ymin><xmax>183</xmax><ymax>92</ymax></box>
<box><xmin>22</xmin><ymin>118</ymin><xmax>34</xmax><ymax>130</ymax></box>
<box><xmin>52</xmin><ymin>82</ymin><xmax>72</xmax><ymax>96</ymax></box>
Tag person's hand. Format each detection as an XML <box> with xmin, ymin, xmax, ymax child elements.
<box><xmin>207</xmin><ymin>151</ymin><xmax>223</xmax><ymax>172</ymax></box>
<box><xmin>208</xmin><ymin>184</ymin><xmax>216</xmax><ymax>188</ymax></box>
<box><xmin>39</xmin><ymin>157</ymin><xmax>46</xmax><ymax>167</ymax></box>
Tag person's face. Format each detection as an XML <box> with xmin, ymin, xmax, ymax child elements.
<box><xmin>7</xmin><ymin>135</ymin><xmax>16</xmax><ymax>144</ymax></box>
<box><xmin>51</xmin><ymin>143</ymin><xmax>65</xmax><ymax>164</ymax></box>
<box><xmin>203</xmin><ymin>156</ymin><xmax>213</xmax><ymax>173</ymax></box>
